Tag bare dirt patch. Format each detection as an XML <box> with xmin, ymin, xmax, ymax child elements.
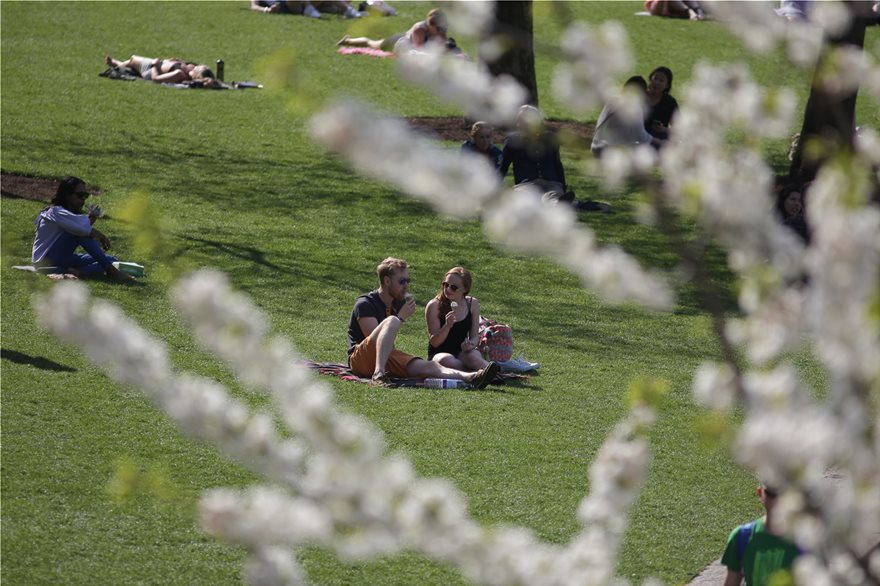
<box><xmin>1</xmin><ymin>117</ymin><xmax>596</xmax><ymax>201</ymax></box>
<box><xmin>1</xmin><ymin>173</ymin><xmax>61</xmax><ymax>202</ymax></box>
<box><xmin>1</xmin><ymin>173</ymin><xmax>102</xmax><ymax>202</ymax></box>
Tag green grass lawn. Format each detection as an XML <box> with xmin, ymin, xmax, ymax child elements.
<box><xmin>2</xmin><ymin>2</ymin><xmax>877</xmax><ymax>585</ymax></box>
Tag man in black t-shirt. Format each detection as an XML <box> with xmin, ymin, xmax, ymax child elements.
<box><xmin>347</xmin><ymin>257</ymin><xmax>499</xmax><ymax>387</ymax></box>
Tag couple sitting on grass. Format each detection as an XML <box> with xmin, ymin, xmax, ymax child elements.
<box><xmin>347</xmin><ymin>257</ymin><xmax>499</xmax><ymax>388</ymax></box>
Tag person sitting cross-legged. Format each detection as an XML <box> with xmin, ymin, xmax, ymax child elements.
<box><xmin>348</xmin><ymin>257</ymin><xmax>499</xmax><ymax>388</ymax></box>
<box><xmin>425</xmin><ymin>266</ymin><xmax>493</xmax><ymax>372</ymax></box>
<box><xmin>32</xmin><ymin>176</ymin><xmax>132</xmax><ymax>281</ymax></box>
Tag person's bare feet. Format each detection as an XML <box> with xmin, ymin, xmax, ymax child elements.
<box><xmin>105</xmin><ymin>55</ymin><xmax>115</xmax><ymax>66</ymax></box>
<box><xmin>336</xmin><ymin>35</ymin><xmax>351</xmax><ymax>46</ymax></box>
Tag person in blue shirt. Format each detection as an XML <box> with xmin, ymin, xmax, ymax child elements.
<box><xmin>31</xmin><ymin>176</ymin><xmax>131</xmax><ymax>281</ymax></box>
<box><xmin>460</xmin><ymin>121</ymin><xmax>503</xmax><ymax>175</ymax></box>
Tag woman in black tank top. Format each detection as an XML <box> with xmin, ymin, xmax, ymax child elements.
<box><xmin>425</xmin><ymin>267</ymin><xmax>493</xmax><ymax>372</ymax></box>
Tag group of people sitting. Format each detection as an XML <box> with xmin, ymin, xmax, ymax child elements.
<box><xmin>460</xmin><ymin>66</ymin><xmax>678</xmax><ymax>213</ymax></box>
<box><xmin>348</xmin><ymin>258</ymin><xmax>500</xmax><ymax>388</ymax></box>
<box><xmin>462</xmin><ymin>107</ymin><xmax>611</xmax><ymax>212</ymax></box>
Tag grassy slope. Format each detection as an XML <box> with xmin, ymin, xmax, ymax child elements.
<box><xmin>2</xmin><ymin>1</ymin><xmax>876</xmax><ymax>585</ymax></box>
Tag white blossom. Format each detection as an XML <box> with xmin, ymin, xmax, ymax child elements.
<box><xmin>691</xmin><ymin>362</ymin><xmax>737</xmax><ymax>411</ymax></box>
<box><xmin>552</xmin><ymin>21</ymin><xmax>632</xmax><ymax>115</ymax></box>
<box><xmin>398</xmin><ymin>45</ymin><xmax>528</xmax><ymax>126</ymax></box>
<box><xmin>310</xmin><ymin>100</ymin><xmax>502</xmax><ymax>218</ymax></box>
<box><xmin>445</xmin><ymin>0</ymin><xmax>496</xmax><ymax>39</ymax></box>
<box><xmin>483</xmin><ymin>187</ymin><xmax>674</xmax><ymax>309</ymax></box>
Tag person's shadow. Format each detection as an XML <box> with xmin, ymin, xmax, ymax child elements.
<box><xmin>1</xmin><ymin>348</ymin><xmax>76</xmax><ymax>372</ymax></box>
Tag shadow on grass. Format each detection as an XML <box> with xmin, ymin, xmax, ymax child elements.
<box><xmin>1</xmin><ymin>348</ymin><xmax>77</xmax><ymax>372</ymax></box>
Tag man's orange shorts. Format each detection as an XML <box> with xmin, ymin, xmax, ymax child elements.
<box><xmin>349</xmin><ymin>334</ymin><xmax>417</xmax><ymax>378</ymax></box>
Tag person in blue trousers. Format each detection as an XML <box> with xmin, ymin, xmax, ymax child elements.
<box><xmin>31</xmin><ymin>176</ymin><xmax>131</xmax><ymax>281</ymax></box>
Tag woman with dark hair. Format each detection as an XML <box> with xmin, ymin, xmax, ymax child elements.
<box><xmin>32</xmin><ymin>176</ymin><xmax>131</xmax><ymax>281</ymax></box>
<box><xmin>776</xmin><ymin>183</ymin><xmax>810</xmax><ymax>244</ymax></box>
<box><xmin>645</xmin><ymin>66</ymin><xmax>679</xmax><ymax>140</ymax></box>
<box><xmin>104</xmin><ymin>55</ymin><xmax>221</xmax><ymax>86</ymax></box>
<box><xmin>425</xmin><ymin>267</ymin><xmax>493</xmax><ymax>372</ymax></box>
<box><xmin>461</xmin><ymin>121</ymin><xmax>503</xmax><ymax>174</ymax></box>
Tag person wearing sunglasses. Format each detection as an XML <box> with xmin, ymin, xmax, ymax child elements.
<box><xmin>720</xmin><ymin>483</ymin><xmax>801</xmax><ymax>585</ymax></box>
<box><xmin>31</xmin><ymin>176</ymin><xmax>131</xmax><ymax>281</ymax></box>
<box><xmin>425</xmin><ymin>267</ymin><xmax>494</xmax><ymax>374</ymax></box>
<box><xmin>347</xmin><ymin>257</ymin><xmax>498</xmax><ymax>388</ymax></box>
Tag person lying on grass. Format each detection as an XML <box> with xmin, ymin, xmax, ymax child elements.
<box><xmin>104</xmin><ymin>54</ymin><xmax>221</xmax><ymax>87</ymax></box>
<box><xmin>348</xmin><ymin>257</ymin><xmax>498</xmax><ymax>388</ymax></box>
<box><xmin>336</xmin><ymin>8</ymin><xmax>448</xmax><ymax>53</ymax></box>
<box><xmin>425</xmin><ymin>266</ymin><xmax>493</xmax><ymax>373</ymax></box>
<box><xmin>31</xmin><ymin>176</ymin><xmax>132</xmax><ymax>282</ymax></box>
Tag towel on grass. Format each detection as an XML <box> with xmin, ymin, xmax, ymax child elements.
<box><xmin>336</xmin><ymin>47</ymin><xmax>396</xmax><ymax>59</ymax></box>
<box><xmin>99</xmin><ymin>67</ymin><xmax>262</xmax><ymax>89</ymax></box>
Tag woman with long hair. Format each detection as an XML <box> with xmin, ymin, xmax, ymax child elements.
<box><xmin>645</xmin><ymin>66</ymin><xmax>679</xmax><ymax>140</ymax></box>
<box><xmin>424</xmin><ymin>267</ymin><xmax>493</xmax><ymax>372</ymax></box>
<box><xmin>32</xmin><ymin>176</ymin><xmax>131</xmax><ymax>281</ymax></box>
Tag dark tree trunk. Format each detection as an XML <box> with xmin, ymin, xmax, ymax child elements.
<box><xmin>789</xmin><ymin>1</ymin><xmax>871</xmax><ymax>184</ymax></box>
<box><xmin>481</xmin><ymin>0</ymin><xmax>538</xmax><ymax>107</ymax></box>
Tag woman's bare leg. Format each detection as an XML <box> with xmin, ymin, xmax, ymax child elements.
<box><xmin>433</xmin><ymin>353</ymin><xmax>465</xmax><ymax>370</ymax></box>
<box><xmin>459</xmin><ymin>349</ymin><xmax>490</xmax><ymax>372</ymax></box>
<box><xmin>337</xmin><ymin>36</ymin><xmax>385</xmax><ymax>49</ymax></box>
<box><xmin>106</xmin><ymin>55</ymin><xmax>149</xmax><ymax>69</ymax></box>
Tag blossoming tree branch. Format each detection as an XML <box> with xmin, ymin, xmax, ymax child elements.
<box><xmin>37</xmin><ymin>2</ymin><xmax>879</xmax><ymax>585</ymax></box>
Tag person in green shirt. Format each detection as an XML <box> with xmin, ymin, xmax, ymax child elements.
<box><xmin>721</xmin><ymin>484</ymin><xmax>801</xmax><ymax>586</ymax></box>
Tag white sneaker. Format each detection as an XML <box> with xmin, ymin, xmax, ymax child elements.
<box><xmin>304</xmin><ymin>4</ymin><xmax>321</xmax><ymax>18</ymax></box>
<box><xmin>344</xmin><ymin>6</ymin><xmax>364</xmax><ymax>18</ymax></box>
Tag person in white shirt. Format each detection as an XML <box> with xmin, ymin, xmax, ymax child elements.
<box><xmin>591</xmin><ymin>76</ymin><xmax>664</xmax><ymax>157</ymax></box>
<box><xmin>32</xmin><ymin>176</ymin><xmax>131</xmax><ymax>281</ymax></box>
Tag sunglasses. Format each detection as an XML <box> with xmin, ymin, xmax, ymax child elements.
<box><xmin>398</xmin><ymin>278</ymin><xmax>411</xmax><ymax>285</ymax></box>
<box><xmin>442</xmin><ymin>282</ymin><xmax>460</xmax><ymax>292</ymax></box>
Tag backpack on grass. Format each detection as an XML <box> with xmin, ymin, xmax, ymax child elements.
<box><xmin>478</xmin><ymin>317</ymin><xmax>513</xmax><ymax>362</ymax></box>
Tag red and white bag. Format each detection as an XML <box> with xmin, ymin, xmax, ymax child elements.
<box><xmin>478</xmin><ymin>317</ymin><xmax>514</xmax><ymax>362</ymax></box>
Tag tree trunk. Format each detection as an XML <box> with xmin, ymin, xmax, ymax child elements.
<box><xmin>481</xmin><ymin>0</ymin><xmax>538</xmax><ymax>107</ymax></box>
<box><xmin>789</xmin><ymin>1</ymin><xmax>871</xmax><ymax>183</ymax></box>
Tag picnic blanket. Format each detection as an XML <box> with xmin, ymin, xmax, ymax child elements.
<box><xmin>336</xmin><ymin>47</ymin><xmax>396</xmax><ymax>59</ymax></box>
<box><xmin>297</xmin><ymin>359</ymin><xmax>526</xmax><ymax>388</ymax></box>
<box><xmin>99</xmin><ymin>67</ymin><xmax>262</xmax><ymax>89</ymax></box>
